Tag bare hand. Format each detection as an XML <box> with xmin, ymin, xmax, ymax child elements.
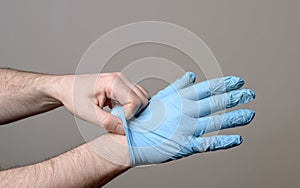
<box><xmin>56</xmin><ymin>72</ymin><xmax>150</xmax><ymax>134</ymax></box>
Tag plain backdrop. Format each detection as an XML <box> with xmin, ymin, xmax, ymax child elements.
<box><xmin>0</xmin><ymin>0</ymin><xmax>299</xmax><ymax>187</ymax></box>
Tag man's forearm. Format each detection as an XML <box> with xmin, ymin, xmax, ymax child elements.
<box><xmin>0</xmin><ymin>134</ymin><xmax>130</xmax><ymax>188</ymax></box>
<box><xmin>0</xmin><ymin>68</ymin><xmax>63</xmax><ymax>124</ymax></box>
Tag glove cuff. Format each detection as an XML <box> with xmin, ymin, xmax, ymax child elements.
<box><xmin>111</xmin><ymin>105</ymin><xmax>136</xmax><ymax>166</ymax></box>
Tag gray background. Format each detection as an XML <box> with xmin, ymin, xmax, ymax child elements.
<box><xmin>0</xmin><ymin>0</ymin><xmax>299</xmax><ymax>187</ymax></box>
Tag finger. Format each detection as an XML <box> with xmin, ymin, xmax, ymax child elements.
<box><xmin>180</xmin><ymin>76</ymin><xmax>244</xmax><ymax>100</ymax></box>
<box><xmin>194</xmin><ymin>109</ymin><xmax>255</xmax><ymax>136</ymax></box>
<box><xmin>117</xmin><ymin>73</ymin><xmax>149</xmax><ymax>99</ymax></box>
<box><xmin>97</xmin><ymin>94</ymin><xmax>106</xmax><ymax>108</ymax></box>
<box><xmin>117</xmin><ymin>75</ymin><xmax>149</xmax><ymax>113</ymax></box>
<box><xmin>110</xmin><ymin>78</ymin><xmax>143</xmax><ymax>119</ymax></box>
<box><xmin>185</xmin><ymin>89</ymin><xmax>255</xmax><ymax>118</ymax></box>
<box><xmin>121</xmin><ymin>84</ymin><xmax>148</xmax><ymax>113</ymax></box>
<box><xmin>121</xmin><ymin>93</ymin><xmax>142</xmax><ymax>120</ymax></box>
<box><xmin>136</xmin><ymin>84</ymin><xmax>151</xmax><ymax>99</ymax></box>
<box><xmin>153</xmin><ymin>72</ymin><xmax>196</xmax><ymax>99</ymax></box>
<box><xmin>131</xmin><ymin>85</ymin><xmax>149</xmax><ymax>108</ymax></box>
<box><xmin>191</xmin><ymin>135</ymin><xmax>243</xmax><ymax>153</ymax></box>
<box><xmin>95</xmin><ymin>107</ymin><xmax>125</xmax><ymax>134</ymax></box>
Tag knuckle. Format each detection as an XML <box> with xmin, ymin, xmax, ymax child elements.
<box><xmin>109</xmin><ymin>72</ymin><xmax>119</xmax><ymax>80</ymax></box>
<box><xmin>113</xmin><ymin>72</ymin><xmax>123</xmax><ymax>79</ymax></box>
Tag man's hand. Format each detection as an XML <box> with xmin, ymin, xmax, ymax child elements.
<box><xmin>56</xmin><ymin>72</ymin><xmax>150</xmax><ymax>134</ymax></box>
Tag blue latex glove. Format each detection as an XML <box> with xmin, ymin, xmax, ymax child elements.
<box><xmin>111</xmin><ymin>72</ymin><xmax>255</xmax><ymax>166</ymax></box>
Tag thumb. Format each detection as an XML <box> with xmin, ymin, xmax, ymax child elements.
<box><xmin>95</xmin><ymin>107</ymin><xmax>125</xmax><ymax>134</ymax></box>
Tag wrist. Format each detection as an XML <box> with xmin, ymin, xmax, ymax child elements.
<box><xmin>45</xmin><ymin>134</ymin><xmax>130</xmax><ymax>187</ymax></box>
<box><xmin>40</xmin><ymin>74</ymin><xmax>73</xmax><ymax>107</ymax></box>
<box><xmin>90</xmin><ymin>133</ymin><xmax>131</xmax><ymax>168</ymax></box>
<box><xmin>86</xmin><ymin>134</ymin><xmax>131</xmax><ymax>186</ymax></box>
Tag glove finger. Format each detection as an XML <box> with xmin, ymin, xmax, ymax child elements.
<box><xmin>153</xmin><ymin>72</ymin><xmax>196</xmax><ymax>99</ymax></box>
<box><xmin>194</xmin><ymin>109</ymin><xmax>255</xmax><ymax>136</ymax></box>
<box><xmin>179</xmin><ymin>76</ymin><xmax>244</xmax><ymax>100</ymax></box>
<box><xmin>184</xmin><ymin>89</ymin><xmax>255</xmax><ymax>118</ymax></box>
<box><xmin>192</xmin><ymin>135</ymin><xmax>243</xmax><ymax>153</ymax></box>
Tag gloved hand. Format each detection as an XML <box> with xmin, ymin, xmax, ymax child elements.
<box><xmin>111</xmin><ymin>72</ymin><xmax>255</xmax><ymax>166</ymax></box>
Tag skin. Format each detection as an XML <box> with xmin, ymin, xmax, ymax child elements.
<box><xmin>0</xmin><ymin>134</ymin><xmax>130</xmax><ymax>188</ymax></box>
<box><xmin>0</xmin><ymin>68</ymin><xmax>148</xmax><ymax>187</ymax></box>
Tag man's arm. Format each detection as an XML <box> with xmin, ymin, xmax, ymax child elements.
<box><xmin>0</xmin><ymin>134</ymin><xmax>130</xmax><ymax>188</ymax></box>
<box><xmin>0</xmin><ymin>68</ymin><xmax>63</xmax><ymax>125</ymax></box>
<box><xmin>0</xmin><ymin>68</ymin><xmax>149</xmax><ymax>134</ymax></box>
